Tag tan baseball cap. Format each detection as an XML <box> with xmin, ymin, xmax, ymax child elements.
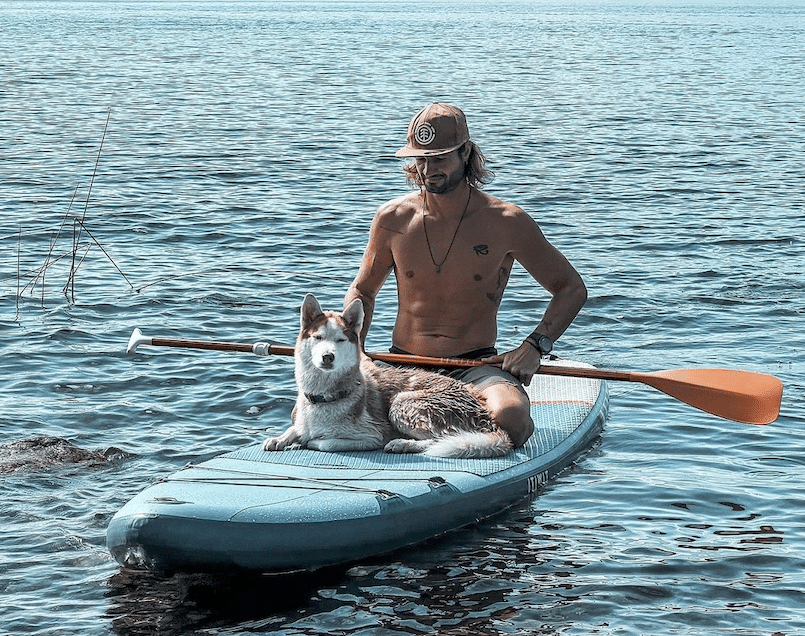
<box><xmin>395</xmin><ymin>103</ymin><xmax>471</xmax><ymax>158</ymax></box>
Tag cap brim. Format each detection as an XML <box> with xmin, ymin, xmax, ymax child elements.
<box><xmin>395</xmin><ymin>142</ymin><xmax>465</xmax><ymax>158</ymax></box>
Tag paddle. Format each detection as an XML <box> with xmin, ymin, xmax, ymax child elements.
<box><xmin>126</xmin><ymin>328</ymin><xmax>783</xmax><ymax>425</ymax></box>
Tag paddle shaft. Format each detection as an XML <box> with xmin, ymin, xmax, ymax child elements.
<box><xmin>138</xmin><ymin>333</ymin><xmax>632</xmax><ymax>379</ymax></box>
<box><xmin>149</xmin><ymin>336</ymin><xmax>294</xmax><ymax>357</ymax></box>
<box><xmin>128</xmin><ymin>331</ymin><xmax>782</xmax><ymax>425</ymax></box>
<box><xmin>374</xmin><ymin>350</ymin><xmax>633</xmax><ymax>381</ymax></box>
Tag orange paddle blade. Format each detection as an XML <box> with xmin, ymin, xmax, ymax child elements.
<box><xmin>634</xmin><ymin>368</ymin><xmax>783</xmax><ymax>425</ymax></box>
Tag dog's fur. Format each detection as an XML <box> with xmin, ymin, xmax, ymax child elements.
<box><xmin>262</xmin><ymin>294</ymin><xmax>513</xmax><ymax>458</ymax></box>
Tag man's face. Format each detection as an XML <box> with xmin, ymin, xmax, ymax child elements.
<box><xmin>415</xmin><ymin>149</ymin><xmax>466</xmax><ymax>194</ymax></box>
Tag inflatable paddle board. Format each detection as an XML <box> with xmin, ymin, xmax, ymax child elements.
<box><xmin>107</xmin><ymin>360</ymin><xmax>608</xmax><ymax>573</ymax></box>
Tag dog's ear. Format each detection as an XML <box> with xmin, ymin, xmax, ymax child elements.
<box><xmin>342</xmin><ymin>298</ymin><xmax>364</xmax><ymax>336</ymax></box>
<box><xmin>300</xmin><ymin>294</ymin><xmax>324</xmax><ymax>328</ymax></box>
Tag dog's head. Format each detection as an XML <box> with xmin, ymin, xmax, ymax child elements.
<box><xmin>297</xmin><ymin>293</ymin><xmax>363</xmax><ymax>372</ymax></box>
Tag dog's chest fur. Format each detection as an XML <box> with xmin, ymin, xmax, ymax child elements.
<box><xmin>293</xmin><ymin>313</ymin><xmax>394</xmax><ymax>443</ymax></box>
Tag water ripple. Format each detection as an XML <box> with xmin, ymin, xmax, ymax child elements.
<box><xmin>2</xmin><ymin>1</ymin><xmax>804</xmax><ymax>635</ymax></box>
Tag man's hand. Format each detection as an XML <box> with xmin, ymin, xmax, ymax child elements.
<box><xmin>482</xmin><ymin>341</ymin><xmax>542</xmax><ymax>386</ymax></box>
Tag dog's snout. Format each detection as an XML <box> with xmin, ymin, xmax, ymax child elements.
<box><xmin>322</xmin><ymin>352</ymin><xmax>335</xmax><ymax>365</ymax></box>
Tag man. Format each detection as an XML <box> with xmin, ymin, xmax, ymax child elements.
<box><xmin>344</xmin><ymin>103</ymin><xmax>587</xmax><ymax>447</ymax></box>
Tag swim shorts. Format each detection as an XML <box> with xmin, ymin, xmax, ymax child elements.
<box><xmin>387</xmin><ymin>346</ymin><xmax>526</xmax><ymax>395</ymax></box>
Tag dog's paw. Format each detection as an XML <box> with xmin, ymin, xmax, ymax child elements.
<box><xmin>384</xmin><ymin>438</ymin><xmax>432</xmax><ymax>454</ymax></box>
<box><xmin>263</xmin><ymin>426</ymin><xmax>306</xmax><ymax>451</ymax></box>
<box><xmin>263</xmin><ymin>437</ymin><xmax>296</xmax><ymax>451</ymax></box>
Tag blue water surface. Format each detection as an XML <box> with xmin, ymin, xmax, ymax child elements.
<box><xmin>1</xmin><ymin>1</ymin><xmax>803</xmax><ymax>634</ymax></box>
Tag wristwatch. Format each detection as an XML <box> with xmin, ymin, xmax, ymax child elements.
<box><xmin>525</xmin><ymin>332</ymin><xmax>553</xmax><ymax>356</ymax></box>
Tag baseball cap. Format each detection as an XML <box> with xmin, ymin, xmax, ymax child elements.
<box><xmin>395</xmin><ymin>103</ymin><xmax>471</xmax><ymax>158</ymax></box>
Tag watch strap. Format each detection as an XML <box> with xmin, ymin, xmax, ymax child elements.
<box><xmin>524</xmin><ymin>331</ymin><xmax>552</xmax><ymax>355</ymax></box>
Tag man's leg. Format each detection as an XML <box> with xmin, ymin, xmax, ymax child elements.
<box><xmin>478</xmin><ymin>382</ymin><xmax>533</xmax><ymax>448</ymax></box>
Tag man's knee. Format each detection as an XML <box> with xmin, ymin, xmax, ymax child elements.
<box><xmin>480</xmin><ymin>384</ymin><xmax>533</xmax><ymax>448</ymax></box>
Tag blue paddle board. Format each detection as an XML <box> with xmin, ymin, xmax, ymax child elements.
<box><xmin>107</xmin><ymin>360</ymin><xmax>608</xmax><ymax>573</ymax></box>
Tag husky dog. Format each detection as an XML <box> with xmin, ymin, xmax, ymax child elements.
<box><xmin>262</xmin><ymin>294</ymin><xmax>513</xmax><ymax>458</ymax></box>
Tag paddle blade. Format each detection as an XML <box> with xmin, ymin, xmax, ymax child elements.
<box><xmin>636</xmin><ymin>368</ymin><xmax>783</xmax><ymax>425</ymax></box>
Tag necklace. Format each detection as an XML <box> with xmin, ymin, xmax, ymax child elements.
<box><xmin>422</xmin><ymin>187</ymin><xmax>473</xmax><ymax>273</ymax></box>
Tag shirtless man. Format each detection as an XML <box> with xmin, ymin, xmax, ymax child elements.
<box><xmin>344</xmin><ymin>103</ymin><xmax>587</xmax><ymax>447</ymax></box>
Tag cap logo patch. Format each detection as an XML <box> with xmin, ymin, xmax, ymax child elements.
<box><xmin>414</xmin><ymin>122</ymin><xmax>436</xmax><ymax>146</ymax></box>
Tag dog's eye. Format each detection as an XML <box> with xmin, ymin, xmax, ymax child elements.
<box><xmin>313</xmin><ymin>335</ymin><xmax>323</xmax><ymax>340</ymax></box>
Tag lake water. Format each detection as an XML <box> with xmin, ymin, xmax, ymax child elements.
<box><xmin>1</xmin><ymin>1</ymin><xmax>803</xmax><ymax>634</ymax></box>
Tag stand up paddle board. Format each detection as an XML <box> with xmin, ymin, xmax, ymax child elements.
<box><xmin>107</xmin><ymin>360</ymin><xmax>608</xmax><ymax>574</ymax></box>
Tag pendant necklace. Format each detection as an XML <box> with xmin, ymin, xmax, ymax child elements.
<box><xmin>422</xmin><ymin>186</ymin><xmax>473</xmax><ymax>273</ymax></box>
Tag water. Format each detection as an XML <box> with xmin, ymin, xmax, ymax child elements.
<box><xmin>1</xmin><ymin>1</ymin><xmax>803</xmax><ymax>634</ymax></box>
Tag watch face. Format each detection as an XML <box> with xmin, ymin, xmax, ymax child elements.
<box><xmin>539</xmin><ymin>335</ymin><xmax>553</xmax><ymax>354</ymax></box>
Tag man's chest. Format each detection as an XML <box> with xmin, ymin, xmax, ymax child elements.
<box><xmin>391</xmin><ymin>221</ymin><xmax>514</xmax><ymax>286</ymax></box>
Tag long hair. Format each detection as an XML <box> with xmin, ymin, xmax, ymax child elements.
<box><xmin>403</xmin><ymin>141</ymin><xmax>494</xmax><ymax>189</ymax></box>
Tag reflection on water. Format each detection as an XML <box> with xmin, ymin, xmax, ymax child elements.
<box><xmin>104</xmin><ymin>551</ymin><xmax>528</xmax><ymax>636</ymax></box>
<box><xmin>3</xmin><ymin>0</ymin><xmax>804</xmax><ymax>633</ymax></box>
<box><xmin>103</xmin><ymin>480</ymin><xmax>797</xmax><ymax>635</ymax></box>
<box><xmin>105</xmin><ymin>568</ymin><xmax>344</xmax><ymax>635</ymax></box>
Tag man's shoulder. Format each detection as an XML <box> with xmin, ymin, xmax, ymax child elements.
<box><xmin>368</xmin><ymin>192</ymin><xmax>420</xmax><ymax>236</ymax></box>
<box><xmin>375</xmin><ymin>192</ymin><xmax>420</xmax><ymax>221</ymax></box>
<box><xmin>476</xmin><ymin>190</ymin><xmax>529</xmax><ymax>221</ymax></box>
<box><xmin>379</xmin><ymin>191</ymin><xmax>419</xmax><ymax>210</ymax></box>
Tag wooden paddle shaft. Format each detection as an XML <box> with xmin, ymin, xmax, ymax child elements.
<box><xmin>150</xmin><ymin>337</ymin><xmax>253</xmax><ymax>353</ymax></box>
<box><xmin>146</xmin><ymin>337</ymin><xmax>631</xmax><ymax>380</ymax></box>
<box><xmin>149</xmin><ymin>337</ymin><xmax>295</xmax><ymax>358</ymax></box>
<box><xmin>130</xmin><ymin>331</ymin><xmax>782</xmax><ymax>424</ymax></box>
<box><xmin>369</xmin><ymin>351</ymin><xmax>634</xmax><ymax>380</ymax></box>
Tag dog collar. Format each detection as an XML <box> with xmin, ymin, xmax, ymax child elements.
<box><xmin>304</xmin><ymin>388</ymin><xmax>353</xmax><ymax>404</ymax></box>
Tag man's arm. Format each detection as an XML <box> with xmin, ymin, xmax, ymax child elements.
<box><xmin>344</xmin><ymin>205</ymin><xmax>397</xmax><ymax>346</ymax></box>
<box><xmin>519</xmin><ymin>240</ymin><xmax>587</xmax><ymax>343</ymax></box>
<box><xmin>485</xmin><ymin>208</ymin><xmax>587</xmax><ymax>385</ymax></box>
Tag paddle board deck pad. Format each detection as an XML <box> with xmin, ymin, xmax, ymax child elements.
<box><xmin>107</xmin><ymin>360</ymin><xmax>608</xmax><ymax>573</ymax></box>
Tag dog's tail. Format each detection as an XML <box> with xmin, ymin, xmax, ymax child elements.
<box><xmin>423</xmin><ymin>429</ymin><xmax>513</xmax><ymax>459</ymax></box>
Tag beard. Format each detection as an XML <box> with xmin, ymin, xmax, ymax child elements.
<box><xmin>421</xmin><ymin>166</ymin><xmax>466</xmax><ymax>194</ymax></box>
